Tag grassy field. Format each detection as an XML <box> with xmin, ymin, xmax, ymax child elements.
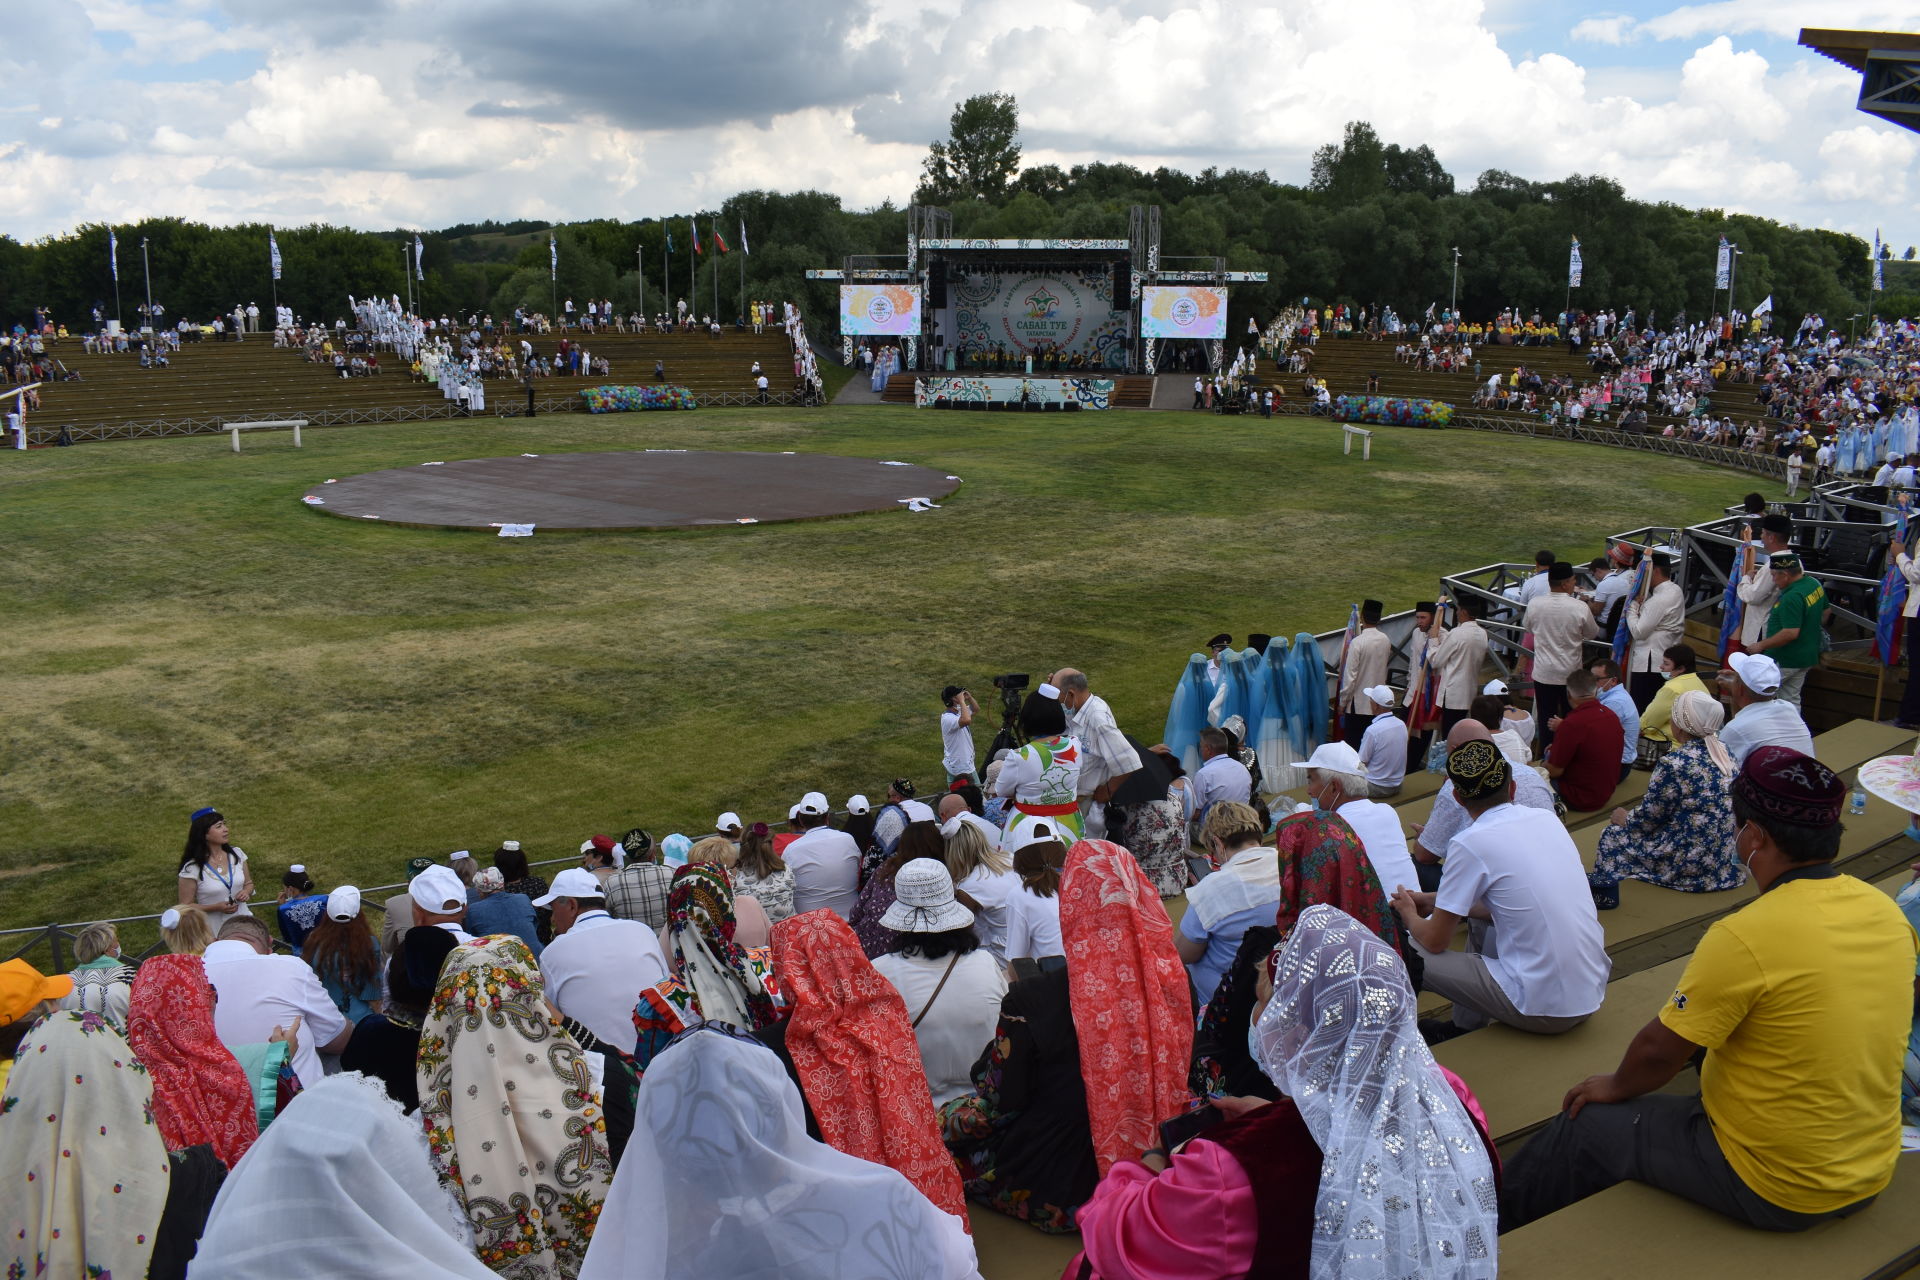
<box><xmin>0</xmin><ymin>406</ymin><xmax>1746</xmax><ymax>936</ymax></box>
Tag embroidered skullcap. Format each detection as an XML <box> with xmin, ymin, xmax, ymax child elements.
<box><xmin>1445</xmin><ymin>739</ymin><xmax>1510</xmax><ymax>802</ymax></box>
<box><xmin>1607</xmin><ymin>543</ymin><xmax>1635</xmax><ymax>566</ymax></box>
<box><xmin>1769</xmin><ymin>552</ymin><xmax>1802</xmax><ymax>573</ymax></box>
<box><xmin>1732</xmin><ymin>746</ymin><xmax>1843</xmax><ymax>829</ymax></box>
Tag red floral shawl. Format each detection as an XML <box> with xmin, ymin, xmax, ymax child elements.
<box><xmin>770</xmin><ymin>910</ymin><xmax>969</xmax><ymax>1225</ymax></box>
<box><xmin>125</xmin><ymin>953</ymin><xmax>258</xmax><ymax>1168</ymax></box>
<box><xmin>1060</xmin><ymin>840</ymin><xmax>1195</xmax><ymax>1176</ymax></box>
<box><xmin>1271</xmin><ymin>811</ymin><xmax>1408</xmax><ymax>963</ymax></box>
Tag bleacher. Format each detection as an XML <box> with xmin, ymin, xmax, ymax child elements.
<box><xmin>20</xmin><ymin>328</ymin><xmax>801</xmax><ymax>443</ymax></box>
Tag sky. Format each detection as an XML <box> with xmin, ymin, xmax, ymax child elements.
<box><xmin>3</xmin><ymin>0</ymin><xmax>1917</xmax><ymax>246</ymax></box>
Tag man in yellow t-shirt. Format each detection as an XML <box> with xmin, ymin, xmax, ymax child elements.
<box><xmin>1501</xmin><ymin>746</ymin><xmax>1917</xmax><ymax>1230</ymax></box>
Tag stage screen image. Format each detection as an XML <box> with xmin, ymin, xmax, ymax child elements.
<box><xmin>840</xmin><ymin>284</ymin><xmax>923</xmax><ymax>335</ymax></box>
<box><xmin>1141</xmin><ymin>285</ymin><xmax>1228</xmax><ymax>339</ymax></box>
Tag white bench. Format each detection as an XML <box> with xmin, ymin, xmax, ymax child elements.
<box><xmin>227</xmin><ymin>419</ymin><xmax>306</xmax><ymax>452</ymax></box>
<box><xmin>1342</xmin><ymin>424</ymin><xmax>1373</xmax><ymax>459</ymax></box>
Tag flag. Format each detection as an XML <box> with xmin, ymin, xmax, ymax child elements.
<box><xmin>740</xmin><ymin>217</ymin><xmax>750</xmax><ymax>256</ymax></box>
<box><xmin>413</xmin><ymin>234</ymin><xmax>425</xmax><ymax>282</ymax></box>
<box><xmin>712</xmin><ymin>220</ymin><xmax>730</xmax><ymax>254</ymax></box>
<box><xmin>1753</xmin><ymin>294</ymin><xmax>1773</xmax><ymax>316</ymax></box>
<box><xmin>268</xmin><ymin>229</ymin><xmax>283</xmax><ymax>282</ymax></box>
<box><xmin>1334</xmin><ymin>603</ymin><xmax>1360</xmax><ymax>729</ymax></box>
<box><xmin>1719</xmin><ymin>534</ymin><xmax>1751</xmax><ymax>660</ymax></box>
<box><xmin>690</xmin><ymin>219</ymin><xmax>702</xmax><ymax>255</ymax></box>
<box><xmin>1873</xmin><ymin>230</ymin><xmax>1885</xmax><ymax>293</ymax></box>
<box><xmin>1612</xmin><ymin>555</ymin><xmax>1648</xmax><ymax>666</ymax></box>
<box><xmin>666</xmin><ymin>232</ymin><xmax>674</xmax><ymax>255</ymax></box>
<box><xmin>1715</xmin><ymin>235</ymin><xmax>1731</xmax><ymax>290</ymax></box>
<box><xmin>1404</xmin><ymin>613</ymin><xmax>1442</xmax><ymax>733</ymax></box>
<box><xmin>549</xmin><ymin>233</ymin><xmax>557</xmax><ymax>281</ymax></box>
<box><xmin>108</xmin><ymin>229</ymin><xmax>119</xmax><ymax>282</ymax></box>
<box><xmin>1568</xmin><ymin>236</ymin><xmax>1583</xmax><ymax>288</ymax></box>
<box><xmin>1878</xmin><ymin>500</ymin><xmax>1911</xmax><ymax>665</ymax></box>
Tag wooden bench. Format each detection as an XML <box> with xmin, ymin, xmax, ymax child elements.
<box><xmin>226</xmin><ymin>418</ymin><xmax>305</xmax><ymax>451</ymax></box>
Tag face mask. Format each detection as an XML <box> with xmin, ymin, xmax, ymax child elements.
<box><xmin>1895</xmin><ymin>878</ymin><xmax>1920</xmax><ymax>912</ymax></box>
<box><xmin>1661</xmin><ymin>670</ymin><xmax>1674</xmax><ymax>681</ymax></box>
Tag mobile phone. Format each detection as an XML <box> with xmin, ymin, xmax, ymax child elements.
<box><xmin>1157</xmin><ymin>1104</ymin><xmax>1224</xmax><ymax>1154</ymax></box>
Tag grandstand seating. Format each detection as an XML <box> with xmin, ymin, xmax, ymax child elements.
<box><xmin>22</xmin><ymin>329</ymin><xmax>801</xmax><ymax>441</ymax></box>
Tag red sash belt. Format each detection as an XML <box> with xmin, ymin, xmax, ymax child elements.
<box><xmin>1014</xmin><ymin>800</ymin><xmax>1080</xmax><ymax>817</ymax></box>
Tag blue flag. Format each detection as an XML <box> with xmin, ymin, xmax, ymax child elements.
<box><xmin>1719</xmin><ymin>539</ymin><xmax>1749</xmax><ymax>659</ymax></box>
<box><xmin>1613</xmin><ymin>557</ymin><xmax>1648</xmax><ymax>665</ymax></box>
<box><xmin>109</xmin><ymin>229</ymin><xmax>118</xmax><ymax>282</ymax></box>
<box><xmin>1877</xmin><ymin>502</ymin><xmax>1910</xmax><ymax>665</ymax></box>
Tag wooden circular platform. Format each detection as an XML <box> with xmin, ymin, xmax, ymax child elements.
<box><xmin>300</xmin><ymin>450</ymin><xmax>963</xmax><ymax>532</ymax></box>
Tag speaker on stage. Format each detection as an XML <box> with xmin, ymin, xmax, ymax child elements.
<box><xmin>1111</xmin><ymin>263</ymin><xmax>1129</xmax><ymax>310</ymax></box>
<box><xmin>929</xmin><ymin>262</ymin><xmax>948</xmax><ymax>309</ymax></box>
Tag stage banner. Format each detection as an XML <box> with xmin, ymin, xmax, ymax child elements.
<box><xmin>947</xmin><ymin>267</ymin><xmax>1131</xmax><ymax>366</ymax></box>
<box><xmin>840</xmin><ymin>284</ymin><xmax>923</xmax><ymax>335</ymax></box>
<box><xmin>1141</xmin><ymin>285</ymin><xmax>1227</xmax><ymax>339</ymax></box>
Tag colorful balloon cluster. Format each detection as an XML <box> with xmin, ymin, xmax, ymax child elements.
<box><xmin>579</xmin><ymin>385</ymin><xmax>700</xmax><ymax>413</ymax></box>
<box><xmin>1331</xmin><ymin>395</ymin><xmax>1454</xmax><ymax>427</ymax></box>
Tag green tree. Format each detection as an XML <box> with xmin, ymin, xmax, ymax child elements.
<box><xmin>917</xmin><ymin>92</ymin><xmax>1022</xmax><ymax>204</ymax></box>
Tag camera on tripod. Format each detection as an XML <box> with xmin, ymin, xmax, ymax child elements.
<box><xmin>987</xmin><ymin>674</ymin><xmax>1030</xmax><ymax>757</ymax></box>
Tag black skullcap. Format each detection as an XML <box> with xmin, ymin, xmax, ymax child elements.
<box><xmin>1547</xmin><ymin>561</ymin><xmax>1576</xmax><ymax>583</ymax></box>
<box><xmin>1446</xmin><ymin>739</ymin><xmax>1511</xmax><ymax>802</ymax></box>
<box><xmin>1415</xmin><ymin>601</ymin><xmax>1437</xmax><ymax>614</ymax></box>
<box><xmin>1759</xmin><ymin>513</ymin><xmax>1793</xmax><ymax>538</ymax></box>
<box><xmin>1247</xmin><ymin>633</ymin><xmax>1273</xmax><ymax>653</ymax></box>
<box><xmin>1361</xmin><ymin>599</ymin><xmax>1384</xmax><ymax>622</ymax></box>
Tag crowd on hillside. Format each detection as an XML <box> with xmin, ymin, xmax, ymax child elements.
<box><xmin>3</xmin><ymin>563</ymin><xmax>1916</xmax><ymax>1280</ymax></box>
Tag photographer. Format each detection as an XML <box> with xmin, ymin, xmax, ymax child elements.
<box><xmin>940</xmin><ymin>686</ymin><xmax>981</xmax><ymax>786</ymax></box>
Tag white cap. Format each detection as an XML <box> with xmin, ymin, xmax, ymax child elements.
<box><xmin>499</xmin><ymin>840</ymin><xmax>521</xmax><ymax>852</ymax></box>
<box><xmin>325</xmin><ymin>886</ymin><xmax>362</xmax><ymax>921</ymax></box>
<box><xmin>160</xmin><ymin>908</ymin><xmax>182</xmax><ymax>931</ymax></box>
<box><xmin>409</xmin><ymin>864</ymin><xmax>467</xmax><ymax>915</ymax></box>
<box><xmin>1482</xmin><ymin>679</ymin><xmax>1509</xmax><ymax>696</ymax></box>
<box><xmin>798</xmin><ymin>790</ymin><xmax>830</xmax><ymax>816</ymax></box>
<box><xmin>1288</xmin><ymin>741</ymin><xmax>1366</xmax><ymax>774</ymax></box>
<box><xmin>1727</xmin><ymin>651</ymin><xmax>1782</xmax><ymax>694</ymax></box>
<box><xmin>1006</xmin><ymin>818</ymin><xmax>1066</xmax><ymax>853</ymax></box>
<box><xmin>289</xmin><ymin>864</ymin><xmax>307</xmax><ymax>876</ymax></box>
<box><xmin>845</xmin><ymin>794</ymin><xmax>871</xmax><ymax>815</ymax></box>
<box><xmin>533</xmin><ymin>867</ymin><xmax>606</xmax><ymax>907</ymax></box>
<box><xmin>938</xmin><ymin>814</ymin><xmax>965</xmax><ymax>839</ymax></box>
<box><xmin>716</xmin><ymin>811</ymin><xmax>742</xmax><ymax>832</ymax></box>
<box><xmin>579</xmin><ymin>839</ymin><xmax>598</xmax><ymax>855</ymax></box>
<box><xmin>1364</xmin><ymin>684</ymin><xmax>1395</xmax><ymax>708</ymax></box>
<box><xmin>1037</xmin><ymin>682</ymin><xmax>1061</xmax><ymax>699</ymax></box>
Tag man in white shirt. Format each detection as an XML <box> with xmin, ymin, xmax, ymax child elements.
<box><xmin>1055</xmin><ymin>668</ymin><xmax>1142</xmax><ymax>834</ymax></box>
<box><xmin>783</xmin><ymin>791</ymin><xmax>862</xmax><ymax>917</ymax></box>
<box><xmin>1412</xmin><ymin>717</ymin><xmax>1555</xmax><ymax>890</ymax></box>
<box><xmin>1523</xmin><ymin>562</ymin><xmax>1600</xmax><ymax>752</ymax></box>
<box><xmin>1735</xmin><ymin>515</ymin><xmax>1792</xmax><ymax>649</ymax></box>
<box><xmin>409</xmin><ymin>864</ymin><xmax>476</xmax><ymax>943</ymax></box>
<box><xmin>1433</xmin><ymin>595</ymin><xmax>1489</xmax><ymax>735</ymax></box>
<box><xmin>936</xmin><ymin>793</ymin><xmax>1003</xmax><ymax>847</ymax></box>
<box><xmin>1204</xmin><ymin>633</ymin><xmax>1232</xmax><ymax>687</ymax></box>
<box><xmin>1292</xmin><ymin>742</ymin><xmax>1420</xmax><ymax>899</ymax></box>
<box><xmin>1873</xmin><ymin>455</ymin><xmax>1897</xmax><ymax>488</ymax></box>
<box><xmin>203</xmin><ymin>915</ymin><xmax>350</xmax><ymax>1086</ymax></box>
<box><xmin>1189</xmin><ymin>726</ymin><xmax>1254</xmax><ymax>840</ymax></box>
<box><xmin>1355</xmin><ymin>684</ymin><xmax>1408</xmax><ymax>798</ymax></box>
<box><xmin>1624</xmin><ymin>550</ymin><xmax>1684</xmax><ymax>710</ymax></box>
<box><xmin>939</xmin><ymin>685</ymin><xmax>980</xmax><ymax>785</ymax></box>
<box><xmin>1338</xmin><ymin>600</ymin><xmax>1391</xmax><ymax>748</ymax></box>
<box><xmin>1717</xmin><ymin>653</ymin><xmax>1814</xmax><ymax>766</ymax></box>
<box><xmin>1588</xmin><ymin>543</ymin><xmax>1637</xmax><ymax>629</ymax></box>
<box><xmin>1392</xmin><ymin>741</ymin><xmax>1610</xmax><ymax>1036</ymax></box>
<box><xmin>1516</xmin><ymin>549</ymin><xmax>1556</xmax><ymax>606</ymax></box>
<box><xmin>535</xmin><ymin>868</ymin><xmax>670</xmax><ymax>1050</ymax></box>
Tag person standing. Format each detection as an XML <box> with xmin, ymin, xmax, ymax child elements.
<box><xmin>1624</xmin><ymin>551</ymin><xmax>1684</xmax><ymax>711</ymax></box>
<box><xmin>1523</xmin><ymin>563</ymin><xmax>1599</xmax><ymax>752</ymax></box>
<box><xmin>1891</xmin><ymin>527</ymin><xmax>1920</xmax><ymax>730</ymax></box>
<box><xmin>1748</xmin><ymin>552</ymin><xmax>1826</xmax><ymax>708</ymax></box>
<box><xmin>177</xmin><ymin>807</ymin><xmax>255</xmax><ymax>917</ymax></box>
<box><xmin>1054</xmin><ymin>668</ymin><xmax>1141</xmax><ymax>838</ymax></box>
<box><xmin>1434</xmin><ymin>595</ymin><xmax>1489</xmax><ymax>736</ymax></box>
<box><xmin>939</xmin><ymin>685</ymin><xmax>980</xmax><ymax>786</ymax></box>
<box><xmin>1338</xmin><ymin>600</ymin><xmax>1391</xmax><ymax>748</ymax></box>
<box><xmin>1735</xmin><ymin>515</ymin><xmax>1793</xmax><ymax>651</ymax></box>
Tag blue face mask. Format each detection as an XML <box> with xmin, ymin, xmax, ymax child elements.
<box><xmin>1896</xmin><ymin>877</ymin><xmax>1920</xmax><ymax>914</ymax></box>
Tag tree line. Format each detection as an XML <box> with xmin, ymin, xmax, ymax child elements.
<box><xmin>2</xmin><ymin>106</ymin><xmax>1907</xmax><ymax>338</ymax></box>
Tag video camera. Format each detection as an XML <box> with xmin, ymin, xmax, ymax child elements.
<box><xmin>987</xmin><ymin>673</ymin><xmax>1031</xmax><ymax>756</ymax></box>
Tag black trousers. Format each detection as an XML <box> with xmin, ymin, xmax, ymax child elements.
<box><xmin>1532</xmin><ymin>682</ymin><xmax>1569</xmax><ymax>754</ymax></box>
<box><xmin>1628</xmin><ymin>670</ymin><xmax>1664</xmax><ymax>713</ymax></box>
<box><xmin>1440</xmin><ymin>707</ymin><xmax>1468</xmax><ymax>736</ymax></box>
<box><xmin>1500</xmin><ymin>1093</ymin><xmax>1873</xmax><ymax>1234</ymax></box>
<box><xmin>1342</xmin><ymin>712</ymin><xmax>1368</xmax><ymax>749</ymax></box>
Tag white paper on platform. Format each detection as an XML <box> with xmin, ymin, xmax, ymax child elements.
<box><xmin>495</xmin><ymin>523</ymin><xmax>535</xmax><ymax>538</ymax></box>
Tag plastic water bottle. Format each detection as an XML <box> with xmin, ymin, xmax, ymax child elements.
<box><xmin>1850</xmin><ymin>778</ymin><xmax>1868</xmax><ymax>816</ymax></box>
<box><xmin>1426</xmin><ymin>738</ymin><xmax>1448</xmax><ymax>775</ymax></box>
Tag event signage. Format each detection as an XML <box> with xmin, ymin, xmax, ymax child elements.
<box><xmin>1141</xmin><ymin>285</ymin><xmax>1227</xmax><ymax>339</ymax></box>
<box><xmin>840</xmin><ymin>284</ymin><xmax>923</xmax><ymax>335</ymax></box>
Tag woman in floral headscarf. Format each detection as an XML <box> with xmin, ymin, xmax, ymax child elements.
<box><xmin>126</xmin><ymin>953</ymin><xmax>258</xmax><ymax>1169</ymax></box>
<box><xmin>0</xmin><ymin>1011</ymin><xmax>173</xmax><ymax>1280</ymax></box>
<box><xmin>1589</xmin><ymin>688</ymin><xmax>1742</xmax><ymax>908</ymax></box>
<box><xmin>416</xmin><ymin>935</ymin><xmax>614</xmax><ymax>1280</ymax></box>
<box><xmin>631</xmin><ymin>864</ymin><xmax>782</xmax><ymax>1077</ymax></box>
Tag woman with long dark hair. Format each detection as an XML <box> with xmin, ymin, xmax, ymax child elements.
<box><xmin>731</xmin><ymin>822</ymin><xmax>796</xmax><ymax>922</ymax></box>
<box><xmin>301</xmin><ymin>888</ymin><xmax>383</xmax><ymax>1024</ymax></box>
<box><xmin>176</xmin><ymin>808</ymin><xmax>254</xmax><ymax>917</ymax></box>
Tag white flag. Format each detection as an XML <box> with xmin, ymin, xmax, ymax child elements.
<box><xmin>269</xmin><ymin>229</ymin><xmax>283</xmax><ymax>282</ymax></box>
<box><xmin>549</xmin><ymin>233</ymin><xmax>557</xmax><ymax>281</ymax></box>
<box><xmin>1874</xmin><ymin>229</ymin><xmax>1885</xmax><ymax>293</ymax></box>
<box><xmin>108</xmin><ymin>229</ymin><xmax>118</xmax><ymax>282</ymax></box>
<box><xmin>414</xmin><ymin>234</ymin><xmax>425</xmax><ymax>282</ymax></box>
<box><xmin>1714</xmin><ymin>235</ymin><xmax>1731</xmax><ymax>290</ymax></box>
<box><xmin>740</xmin><ymin>218</ymin><xmax>750</xmax><ymax>256</ymax></box>
<box><xmin>1568</xmin><ymin>236</ymin><xmax>1583</xmax><ymax>289</ymax></box>
<box><xmin>1753</xmin><ymin>294</ymin><xmax>1773</xmax><ymax>316</ymax></box>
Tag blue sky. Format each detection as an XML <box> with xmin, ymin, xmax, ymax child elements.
<box><xmin>3</xmin><ymin>0</ymin><xmax>1914</xmax><ymax>245</ymax></box>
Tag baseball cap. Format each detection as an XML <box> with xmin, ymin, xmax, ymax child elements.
<box><xmin>325</xmin><ymin>886</ymin><xmax>362</xmax><ymax>922</ymax></box>
<box><xmin>1482</xmin><ymin>679</ymin><xmax>1509</xmax><ymax>696</ymax></box>
<box><xmin>845</xmin><ymin>794</ymin><xmax>871</xmax><ymax>815</ymax></box>
<box><xmin>716</xmin><ymin>811</ymin><xmax>742</xmax><ymax>833</ymax></box>
<box><xmin>409</xmin><ymin>864</ymin><xmax>467</xmax><ymax>915</ymax></box>
<box><xmin>533</xmin><ymin>867</ymin><xmax>605</xmax><ymax>907</ymax></box>
<box><xmin>1006</xmin><ymin>818</ymin><xmax>1066</xmax><ymax>853</ymax></box>
<box><xmin>798</xmin><ymin>791</ymin><xmax>830</xmax><ymax>816</ymax></box>
<box><xmin>1364</xmin><ymin>684</ymin><xmax>1396</xmax><ymax>708</ymax></box>
<box><xmin>1288</xmin><ymin>741</ymin><xmax>1365</xmax><ymax>774</ymax></box>
<box><xmin>0</xmin><ymin>959</ymin><xmax>72</xmax><ymax>1023</ymax></box>
<box><xmin>1727</xmin><ymin>651</ymin><xmax>1782</xmax><ymax>694</ymax></box>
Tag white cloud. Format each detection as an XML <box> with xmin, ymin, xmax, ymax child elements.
<box><xmin>1570</xmin><ymin>0</ymin><xmax>1920</xmax><ymax>44</ymax></box>
<box><xmin>0</xmin><ymin>0</ymin><xmax>1914</xmax><ymax>246</ymax></box>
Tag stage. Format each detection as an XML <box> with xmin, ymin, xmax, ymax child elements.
<box><xmin>300</xmin><ymin>450</ymin><xmax>963</xmax><ymax>532</ymax></box>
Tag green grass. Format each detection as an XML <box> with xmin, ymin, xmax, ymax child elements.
<box><xmin>0</xmin><ymin>406</ymin><xmax>1744</xmax><ymax>936</ymax></box>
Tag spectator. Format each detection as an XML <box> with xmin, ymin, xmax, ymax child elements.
<box><xmin>1106</xmin><ymin>741</ymin><xmax>1191</xmax><ymax>897</ymax></box>
<box><xmin>274</xmin><ymin>865</ymin><xmax>326</xmax><ymax>953</ymax></box>
<box><xmin>1055</xmin><ymin>668</ymin><xmax>1142</xmax><ymax>835</ymax></box>
<box><xmin>1545</xmin><ymin>670</ymin><xmax>1626</xmax><ymax>812</ymax></box>
<box><xmin>1718</xmin><ymin>652</ymin><xmax>1814</xmax><ymax>766</ymax></box>
<box><xmin>1624</xmin><ymin>551</ymin><xmax>1685</xmax><ymax>709</ymax></box>
<box><xmin>1639</xmin><ymin>643</ymin><xmax>1709</xmax><ymax>751</ymax></box>
<box><xmin>1177</xmin><ymin>802</ymin><xmax>1281</xmax><ymax>1006</ymax></box>
<box><xmin>536</xmin><ymin>867</ymin><xmax>670</xmax><ymax>1052</ymax></box>
<box><xmin>1337</xmin><ymin>600</ymin><xmax>1391</xmax><ymax>747</ymax></box>
<box><xmin>339</xmin><ymin>925</ymin><xmax>453</xmax><ymax>1115</ymax></box>
<box><xmin>943</xmin><ymin>818</ymin><xmax>1019</xmax><ymax>961</ymax></box>
<box><xmin>1523</xmin><ymin>563</ymin><xmax>1600</xmax><ymax>752</ymax></box>
<box><xmin>1413</xmin><ymin>718</ymin><xmax>1556</xmax><ymax>891</ymax></box>
<box><xmin>604</xmin><ymin>832</ymin><xmax>673</xmax><ymax>930</ymax></box>
<box><xmin>870</xmin><ymin>859</ymin><xmax>1007</xmax><ymax>1106</ymax></box>
<box><xmin>302</xmin><ymin>887</ymin><xmax>384</xmax><ymax>1024</ymax></box>
<box><xmin>1355</xmin><ymin>683</ymin><xmax>1409</xmax><ymax>798</ymax></box>
<box><xmin>160</xmin><ymin>904</ymin><xmax>215</xmax><ymax>955</ymax></box>
<box><xmin>203</xmin><ymin>914</ymin><xmax>350</xmax><ymax>1086</ymax></box>
<box><xmin>938</xmin><ymin>684</ymin><xmax>980</xmax><ymax>785</ymax></box>
<box><xmin>462</xmin><ymin>866</ymin><xmax>543</xmax><ymax>955</ymax></box>
<box><xmin>996</xmin><ymin>687</ymin><xmax>1086</xmax><ymax>844</ymax></box>
<box><xmin>632</xmin><ymin>866</ymin><xmax>782</xmax><ymax>1078</ymax></box>
<box><xmin>729</xmin><ymin>822</ymin><xmax>796</xmax><ymax>922</ymax></box>
<box><xmin>784</xmin><ymin>790</ymin><xmax>862</xmax><ymax>919</ymax></box>
<box><xmin>1188</xmin><ymin>725</ymin><xmax>1254</xmax><ymax>844</ymax></box>
<box><xmin>1749</xmin><ymin>551</ymin><xmax>1826</xmax><ymax>707</ymax></box>
<box><xmin>408</xmin><ymin>863</ymin><xmax>474</xmax><ymax>944</ymax></box>
<box><xmin>1002</xmin><ymin>821</ymin><xmax>1069</xmax><ymax>967</ymax></box>
<box><xmin>1290</xmin><ymin>741</ymin><xmax>1421</xmax><ymax>902</ymax></box>
<box><xmin>124</xmin><ymin>954</ymin><xmax>259</xmax><ymax>1168</ymax></box>
<box><xmin>1590</xmin><ymin>690</ymin><xmax>1742</xmax><ymax>908</ymax></box>
<box><xmin>59</xmin><ymin>921</ymin><xmax>136</xmax><ymax>1026</ymax></box>
<box><xmin>579</xmin><ymin>834</ymin><xmax>621</xmax><ymax>887</ymax></box>
<box><xmin>1588</xmin><ymin>657</ymin><xmax>1643</xmax><ymax>783</ymax></box>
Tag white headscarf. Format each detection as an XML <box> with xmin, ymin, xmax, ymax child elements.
<box><xmin>1670</xmin><ymin>689</ymin><xmax>1735</xmax><ymax>778</ymax></box>
<box><xmin>1254</xmin><ymin>904</ymin><xmax>1498</xmax><ymax>1280</ymax></box>
<box><xmin>190</xmin><ymin>1072</ymin><xmax>493</xmax><ymax>1280</ymax></box>
<box><xmin>581</xmin><ymin>1027</ymin><xmax>982</xmax><ymax>1280</ymax></box>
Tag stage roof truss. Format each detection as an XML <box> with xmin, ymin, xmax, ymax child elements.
<box><xmin>1800</xmin><ymin>28</ymin><xmax>1920</xmax><ymax>134</ymax></box>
